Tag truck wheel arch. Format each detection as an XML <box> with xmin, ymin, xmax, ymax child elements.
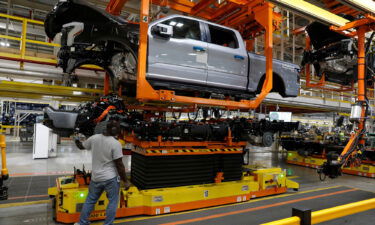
<box><xmin>256</xmin><ymin>72</ymin><xmax>286</xmax><ymax>97</ymax></box>
<box><xmin>99</xmin><ymin>36</ymin><xmax>138</xmax><ymax>60</ymax></box>
<box><xmin>92</xmin><ymin>36</ymin><xmax>139</xmax><ymax>79</ymax></box>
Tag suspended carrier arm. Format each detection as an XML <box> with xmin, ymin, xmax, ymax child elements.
<box><xmin>318</xmin><ymin>15</ymin><xmax>375</xmax><ymax>179</ymax></box>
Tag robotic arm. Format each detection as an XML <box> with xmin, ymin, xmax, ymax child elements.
<box><xmin>317</xmin><ymin>19</ymin><xmax>374</xmax><ymax>180</ymax></box>
<box><xmin>318</xmin><ymin>125</ymin><xmax>366</xmax><ymax>180</ymax></box>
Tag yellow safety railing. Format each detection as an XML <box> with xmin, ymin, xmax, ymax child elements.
<box><xmin>261</xmin><ymin>198</ymin><xmax>375</xmax><ymax>225</ymax></box>
<box><xmin>0</xmin><ymin>80</ymin><xmax>103</xmax><ymax>102</ymax></box>
<box><xmin>0</xmin><ymin>13</ymin><xmax>59</xmax><ymax>65</ymax></box>
<box><xmin>0</xmin><ymin>13</ymin><xmax>101</xmax><ymax>70</ymax></box>
<box><xmin>298</xmin><ymin>84</ymin><xmax>375</xmax><ymax>109</ymax></box>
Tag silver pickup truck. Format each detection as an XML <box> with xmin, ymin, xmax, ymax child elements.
<box><xmin>45</xmin><ymin>0</ymin><xmax>300</xmax><ymax>99</ymax></box>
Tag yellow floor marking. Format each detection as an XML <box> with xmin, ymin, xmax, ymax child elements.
<box><xmin>0</xmin><ymin>199</ymin><xmax>50</xmax><ymax>208</ymax></box>
<box><xmin>287</xmin><ymin>176</ymin><xmax>299</xmax><ymax>179</ymax></box>
<box><xmin>90</xmin><ymin>185</ymin><xmax>343</xmax><ymax>224</ymax></box>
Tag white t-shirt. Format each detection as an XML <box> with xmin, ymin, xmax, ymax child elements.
<box><xmin>83</xmin><ymin>134</ymin><xmax>123</xmax><ymax>182</ymax></box>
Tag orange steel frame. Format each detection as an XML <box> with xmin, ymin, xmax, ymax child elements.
<box><xmin>322</xmin><ymin>0</ymin><xmax>362</xmax><ymax>17</ymax></box>
<box><xmin>106</xmin><ymin>0</ymin><xmax>128</xmax><ymax>16</ymax></box>
<box><xmin>294</xmin><ymin>27</ymin><xmax>355</xmax><ymax>92</ymax></box>
<box><xmin>124</xmin><ymin>124</ymin><xmax>247</xmax><ymax>154</ymax></box>
<box><xmin>125</xmin><ymin>105</ymin><xmax>197</xmax><ymax>113</ymax></box>
<box><xmin>330</xmin><ymin>15</ymin><xmax>375</xmax><ymax>166</ymax></box>
<box><xmin>134</xmin><ymin>150</ymin><xmax>244</xmax><ymax>157</ymax></box>
<box><xmin>125</xmin><ymin>131</ymin><xmax>247</xmax><ymax>149</ymax></box>
<box><xmin>105</xmin><ymin>0</ymin><xmax>280</xmax><ymax>110</ymax></box>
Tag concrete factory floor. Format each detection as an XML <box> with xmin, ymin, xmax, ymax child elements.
<box><xmin>1</xmin><ymin>141</ymin><xmax>375</xmax><ymax>225</ymax></box>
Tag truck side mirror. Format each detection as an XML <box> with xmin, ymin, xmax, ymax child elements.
<box><xmin>151</xmin><ymin>24</ymin><xmax>173</xmax><ymax>38</ymax></box>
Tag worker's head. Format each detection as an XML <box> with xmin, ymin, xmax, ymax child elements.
<box><xmin>104</xmin><ymin>120</ymin><xmax>120</xmax><ymax>137</ymax></box>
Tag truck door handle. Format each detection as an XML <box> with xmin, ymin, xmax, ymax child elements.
<box><xmin>193</xmin><ymin>46</ymin><xmax>206</xmax><ymax>52</ymax></box>
<box><xmin>234</xmin><ymin>55</ymin><xmax>245</xmax><ymax>60</ymax></box>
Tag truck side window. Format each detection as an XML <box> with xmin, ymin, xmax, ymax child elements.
<box><xmin>161</xmin><ymin>18</ymin><xmax>201</xmax><ymax>41</ymax></box>
<box><xmin>208</xmin><ymin>25</ymin><xmax>238</xmax><ymax>49</ymax></box>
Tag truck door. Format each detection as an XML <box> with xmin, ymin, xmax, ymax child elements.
<box><xmin>148</xmin><ymin>17</ymin><xmax>208</xmax><ymax>86</ymax></box>
<box><xmin>206</xmin><ymin>24</ymin><xmax>248</xmax><ymax>90</ymax></box>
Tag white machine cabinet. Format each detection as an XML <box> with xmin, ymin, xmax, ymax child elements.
<box><xmin>33</xmin><ymin>123</ymin><xmax>58</xmax><ymax>159</ymax></box>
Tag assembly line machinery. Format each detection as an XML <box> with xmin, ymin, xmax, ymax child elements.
<box><xmin>46</xmin><ymin>0</ymin><xmax>375</xmax><ymax>223</ymax></box>
<box><xmin>276</xmin><ymin>0</ymin><xmax>375</xmax><ymax>180</ymax></box>
<box><xmin>315</xmin><ymin>15</ymin><xmax>375</xmax><ymax>179</ymax></box>
<box><xmin>281</xmin><ymin>130</ymin><xmax>375</xmax><ymax>178</ymax></box>
<box><xmin>272</xmin><ymin>0</ymin><xmax>375</xmax><ymax>179</ymax></box>
<box><xmin>46</xmin><ymin>0</ymin><xmax>302</xmax><ymax>223</ymax></box>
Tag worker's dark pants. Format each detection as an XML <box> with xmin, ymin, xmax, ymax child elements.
<box><xmin>79</xmin><ymin>176</ymin><xmax>120</xmax><ymax>225</ymax></box>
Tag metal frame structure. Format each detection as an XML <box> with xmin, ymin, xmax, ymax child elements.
<box><xmin>328</xmin><ymin>15</ymin><xmax>374</xmax><ymax>168</ymax></box>
<box><xmin>303</xmin><ymin>34</ymin><xmax>355</xmax><ymax>92</ymax></box>
<box><xmin>104</xmin><ymin>0</ymin><xmax>279</xmax><ymax>109</ymax></box>
<box><xmin>12</xmin><ymin>109</ymin><xmax>44</xmax><ymax>139</ymax></box>
<box><xmin>291</xmin><ymin>25</ymin><xmax>356</xmax><ymax>92</ymax></box>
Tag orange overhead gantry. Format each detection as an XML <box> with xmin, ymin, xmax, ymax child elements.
<box><xmin>106</xmin><ymin>0</ymin><xmax>282</xmax><ymax>110</ymax></box>
<box><xmin>294</xmin><ymin>0</ymin><xmax>366</xmax><ymax>92</ymax></box>
<box><xmin>317</xmin><ymin>15</ymin><xmax>375</xmax><ymax>178</ymax></box>
<box><xmin>302</xmin><ymin>32</ymin><xmax>355</xmax><ymax>92</ymax></box>
<box><xmin>323</xmin><ymin>0</ymin><xmax>363</xmax><ymax>17</ymax></box>
<box><xmin>106</xmin><ymin>0</ymin><xmax>128</xmax><ymax>16</ymax></box>
<box><xmin>331</xmin><ymin>15</ymin><xmax>373</xmax><ymax>164</ymax></box>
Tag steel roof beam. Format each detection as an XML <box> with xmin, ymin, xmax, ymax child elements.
<box><xmin>337</xmin><ymin>0</ymin><xmax>375</xmax><ymax>14</ymax></box>
<box><xmin>268</xmin><ymin>0</ymin><xmax>349</xmax><ymax>26</ymax></box>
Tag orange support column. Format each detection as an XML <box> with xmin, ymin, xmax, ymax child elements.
<box><xmin>305</xmin><ymin>36</ymin><xmax>312</xmax><ymax>86</ymax></box>
<box><xmin>330</xmin><ymin>20</ymin><xmax>373</xmax><ymax>163</ymax></box>
<box><xmin>0</xmin><ymin>135</ymin><xmax>8</xmax><ymax>179</ymax></box>
<box><xmin>106</xmin><ymin>0</ymin><xmax>128</xmax><ymax>15</ymax></box>
<box><xmin>250</xmin><ymin>3</ymin><xmax>274</xmax><ymax>108</ymax></box>
<box><xmin>104</xmin><ymin>72</ymin><xmax>110</xmax><ymax>95</ymax></box>
<box><xmin>136</xmin><ymin>0</ymin><xmax>160</xmax><ymax>102</ymax></box>
<box><xmin>356</xmin><ymin>26</ymin><xmax>367</xmax><ymax>145</ymax></box>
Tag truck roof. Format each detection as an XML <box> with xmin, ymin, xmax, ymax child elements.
<box><xmin>150</xmin><ymin>14</ymin><xmax>240</xmax><ymax>35</ymax></box>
